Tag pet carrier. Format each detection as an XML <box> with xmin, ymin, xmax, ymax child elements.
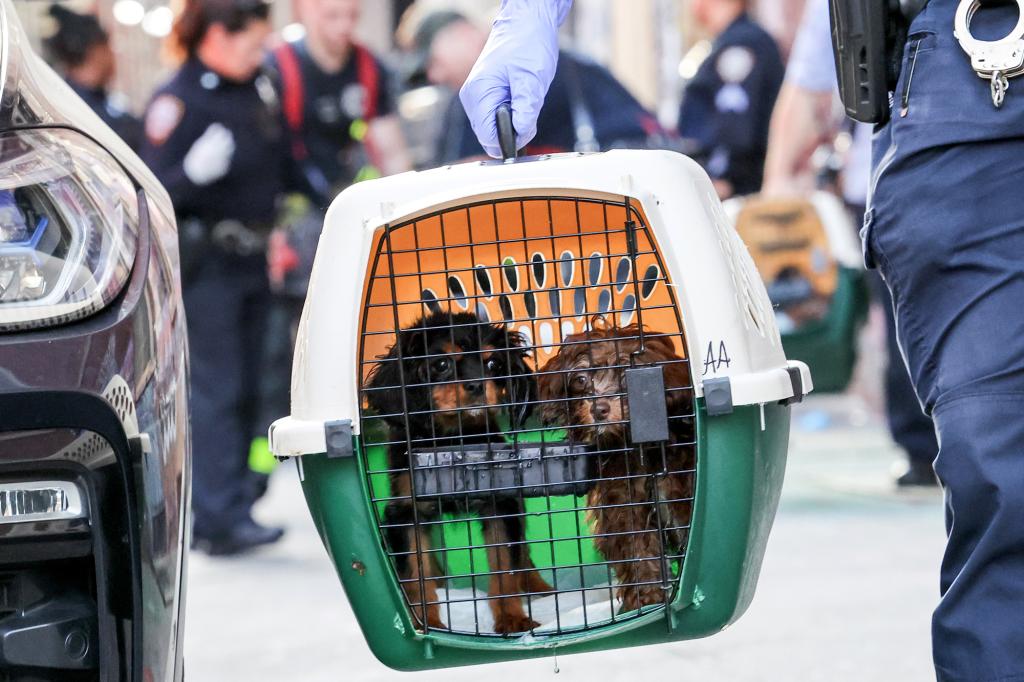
<box><xmin>270</xmin><ymin>146</ymin><xmax>812</xmax><ymax>671</ymax></box>
<box><xmin>727</xmin><ymin>193</ymin><xmax>868</xmax><ymax>393</ymax></box>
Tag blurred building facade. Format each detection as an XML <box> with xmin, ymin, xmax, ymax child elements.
<box><xmin>18</xmin><ymin>0</ymin><xmax>805</xmax><ymax>132</ymax></box>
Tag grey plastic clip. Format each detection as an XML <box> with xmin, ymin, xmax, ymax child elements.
<box><xmin>324</xmin><ymin>420</ymin><xmax>354</xmax><ymax>458</ymax></box>
<box><xmin>780</xmin><ymin>366</ymin><xmax>804</xmax><ymax>406</ymax></box>
<box><xmin>703</xmin><ymin>377</ymin><xmax>734</xmax><ymax>416</ymax></box>
<box><xmin>625</xmin><ymin>366</ymin><xmax>670</xmax><ymax>443</ymax></box>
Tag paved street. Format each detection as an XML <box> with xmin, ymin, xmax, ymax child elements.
<box><xmin>185</xmin><ymin>394</ymin><xmax>945</xmax><ymax>681</ymax></box>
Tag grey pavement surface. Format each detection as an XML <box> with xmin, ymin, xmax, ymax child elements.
<box><xmin>185</xmin><ymin>392</ymin><xmax>946</xmax><ymax>681</ymax></box>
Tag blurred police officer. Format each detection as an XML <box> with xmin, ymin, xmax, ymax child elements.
<box><xmin>257</xmin><ymin>0</ymin><xmax>411</xmax><ymax>468</ymax></box>
<box><xmin>406</xmin><ymin>9</ymin><xmax>662</xmax><ymax>164</ymax></box>
<box><xmin>141</xmin><ymin>0</ymin><xmax>285</xmax><ymax>556</ymax></box>
<box><xmin>460</xmin><ymin>0</ymin><xmax>1024</xmax><ymax>678</ymax></box>
<box><xmin>762</xmin><ymin>0</ymin><xmax>938</xmax><ymax>488</ymax></box>
<box><xmin>43</xmin><ymin>4</ymin><xmax>143</xmax><ymax>150</ymax></box>
<box><xmin>677</xmin><ymin>0</ymin><xmax>784</xmax><ymax>199</ymax></box>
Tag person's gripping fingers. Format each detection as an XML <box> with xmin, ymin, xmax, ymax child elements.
<box><xmin>460</xmin><ymin>75</ymin><xmax>510</xmax><ymax>158</ymax></box>
<box><xmin>509</xmin><ymin>69</ymin><xmax>546</xmax><ymax>151</ymax></box>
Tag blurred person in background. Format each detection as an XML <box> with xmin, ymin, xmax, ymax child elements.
<box><xmin>677</xmin><ymin>0</ymin><xmax>784</xmax><ymax>199</ymax></box>
<box><xmin>255</xmin><ymin>0</ymin><xmax>412</xmax><ymax>483</ymax></box>
<box><xmin>140</xmin><ymin>0</ymin><xmax>286</xmax><ymax>556</ymax></box>
<box><xmin>402</xmin><ymin>8</ymin><xmax>662</xmax><ymax>165</ymax></box>
<box><xmin>761</xmin><ymin>0</ymin><xmax>938</xmax><ymax>488</ymax></box>
<box><xmin>43</xmin><ymin>4</ymin><xmax>143</xmax><ymax>150</ymax></box>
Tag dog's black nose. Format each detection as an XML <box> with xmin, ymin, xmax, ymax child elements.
<box><xmin>592</xmin><ymin>400</ymin><xmax>611</xmax><ymax>421</ymax></box>
<box><xmin>463</xmin><ymin>380</ymin><xmax>485</xmax><ymax>396</ymax></box>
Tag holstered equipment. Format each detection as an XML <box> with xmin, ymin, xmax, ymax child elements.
<box><xmin>829</xmin><ymin>0</ymin><xmax>926</xmax><ymax>123</ymax></box>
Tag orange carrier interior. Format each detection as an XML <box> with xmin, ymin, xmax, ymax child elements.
<box><xmin>355</xmin><ymin>195</ymin><xmax>697</xmax><ymax>638</ymax></box>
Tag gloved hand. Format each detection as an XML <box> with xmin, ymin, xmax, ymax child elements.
<box><xmin>459</xmin><ymin>0</ymin><xmax>573</xmax><ymax>158</ymax></box>
<box><xmin>183</xmin><ymin>123</ymin><xmax>236</xmax><ymax>186</ymax></box>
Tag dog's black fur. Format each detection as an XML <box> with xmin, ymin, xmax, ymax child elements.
<box><xmin>365</xmin><ymin>311</ymin><xmax>550</xmax><ymax>633</ymax></box>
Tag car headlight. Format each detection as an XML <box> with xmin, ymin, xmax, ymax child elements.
<box><xmin>0</xmin><ymin>479</ymin><xmax>86</xmax><ymax>523</ymax></box>
<box><xmin>0</xmin><ymin>128</ymin><xmax>139</xmax><ymax>331</ymax></box>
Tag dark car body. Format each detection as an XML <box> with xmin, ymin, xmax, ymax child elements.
<box><xmin>0</xmin><ymin>5</ymin><xmax>189</xmax><ymax>681</ymax></box>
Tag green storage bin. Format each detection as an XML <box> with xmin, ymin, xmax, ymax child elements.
<box><xmin>731</xmin><ymin>193</ymin><xmax>868</xmax><ymax>393</ymax></box>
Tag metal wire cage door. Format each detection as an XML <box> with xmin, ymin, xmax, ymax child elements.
<box><xmin>357</xmin><ymin>195</ymin><xmax>697</xmax><ymax>638</ymax></box>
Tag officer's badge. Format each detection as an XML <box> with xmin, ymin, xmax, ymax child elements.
<box><xmin>145</xmin><ymin>95</ymin><xmax>184</xmax><ymax>147</ymax></box>
<box><xmin>715</xmin><ymin>84</ymin><xmax>750</xmax><ymax>112</ymax></box>
<box><xmin>316</xmin><ymin>96</ymin><xmax>340</xmax><ymax>124</ymax></box>
<box><xmin>340</xmin><ymin>83</ymin><xmax>367</xmax><ymax>120</ymax></box>
<box><xmin>716</xmin><ymin>46</ymin><xmax>755</xmax><ymax>83</ymax></box>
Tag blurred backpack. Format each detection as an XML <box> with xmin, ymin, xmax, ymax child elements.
<box><xmin>269</xmin><ymin>41</ymin><xmax>383</xmax><ymax>298</ymax></box>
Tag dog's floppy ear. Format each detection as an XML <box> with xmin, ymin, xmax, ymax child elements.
<box><xmin>661</xmin><ymin>356</ymin><xmax>692</xmax><ymax>415</ymax></box>
<box><xmin>505</xmin><ymin>347</ymin><xmax>536</xmax><ymax>430</ymax></box>
<box><xmin>537</xmin><ymin>332</ymin><xmax>587</xmax><ymax>426</ymax></box>
<box><xmin>365</xmin><ymin>326</ymin><xmax>427</xmax><ymax>428</ymax></box>
<box><xmin>634</xmin><ymin>331</ymin><xmax>692</xmax><ymax>418</ymax></box>
<box><xmin>641</xmin><ymin>333</ymin><xmax>678</xmax><ymax>360</ymax></box>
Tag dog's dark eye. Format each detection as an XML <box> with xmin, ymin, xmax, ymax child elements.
<box><xmin>485</xmin><ymin>358</ymin><xmax>502</xmax><ymax>374</ymax></box>
<box><xmin>430</xmin><ymin>358</ymin><xmax>451</xmax><ymax>376</ymax></box>
<box><xmin>570</xmin><ymin>373</ymin><xmax>589</xmax><ymax>393</ymax></box>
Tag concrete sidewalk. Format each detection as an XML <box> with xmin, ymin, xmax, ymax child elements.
<box><xmin>184</xmin><ymin>396</ymin><xmax>945</xmax><ymax>681</ymax></box>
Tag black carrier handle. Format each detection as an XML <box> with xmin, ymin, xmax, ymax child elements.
<box><xmin>496</xmin><ymin>102</ymin><xmax>518</xmax><ymax>161</ymax></box>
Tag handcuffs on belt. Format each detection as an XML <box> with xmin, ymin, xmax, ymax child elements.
<box><xmin>954</xmin><ymin>0</ymin><xmax>1024</xmax><ymax>107</ymax></box>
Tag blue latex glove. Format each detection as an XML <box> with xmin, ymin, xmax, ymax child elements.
<box><xmin>459</xmin><ymin>0</ymin><xmax>573</xmax><ymax>158</ymax></box>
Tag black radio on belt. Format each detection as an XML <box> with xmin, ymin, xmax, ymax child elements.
<box><xmin>829</xmin><ymin>0</ymin><xmax>927</xmax><ymax>124</ymax></box>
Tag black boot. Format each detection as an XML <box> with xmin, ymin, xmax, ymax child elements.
<box><xmin>193</xmin><ymin>519</ymin><xmax>285</xmax><ymax>556</ymax></box>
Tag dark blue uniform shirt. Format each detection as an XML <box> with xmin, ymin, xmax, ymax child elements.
<box><xmin>68</xmin><ymin>81</ymin><xmax>143</xmax><ymax>152</ymax></box>
<box><xmin>140</xmin><ymin>57</ymin><xmax>287</xmax><ymax>226</ymax></box>
<box><xmin>677</xmin><ymin>14</ymin><xmax>784</xmax><ymax>196</ymax></box>
<box><xmin>436</xmin><ymin>50</ymin><xmax>658</xmax><ymax>164</ymax></box>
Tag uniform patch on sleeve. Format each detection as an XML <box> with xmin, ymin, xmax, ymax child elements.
<box><xmin>716</xmin><ymin>46</ymin><xmax>755</xmax><ymax>83</ymax></box>
<box><xmin>145</xmin><ymin>95</ymin><xmax>184</xmax><ymax>146</ymax></box>
<box><xmin>715</xmin><ymin>83</ymin><xmax>750</xmax><ymax>112</ymax></box>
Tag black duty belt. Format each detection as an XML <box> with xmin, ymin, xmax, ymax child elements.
<box><xmin>180</xmin><ymin>217</ymin><xmax>270</xmax><ymax>257</ymax></box>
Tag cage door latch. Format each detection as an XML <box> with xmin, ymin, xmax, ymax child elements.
<box><xmin>703</xmin><ymin>377</ymin><xmax>734</xmax><ymax>416</ymax></box>
<box><xmin>324</xmin><ymin>419</ymin><xmax>354</xmax><ymax>458</ymax></box>
<box><xmin>780</xmin><ymin>366</ymin><xmax>805</xmax><ymax>406</ymax></box>
<box><xmin>625</xmin><ymin>366</ymin><xmax>671</xmax><ymax>443</ymax></box>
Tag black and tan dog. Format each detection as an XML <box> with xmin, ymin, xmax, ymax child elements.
<box><xmin>538</xmin><ymin>323</ymin><xmax>695</xmax><ymax>614</ymax></box>
<box><xmin>365</xmin><ymin>311</ymin><xmax>551</xmax><ymax>634</ymax></box>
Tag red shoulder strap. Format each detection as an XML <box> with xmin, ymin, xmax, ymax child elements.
<box><xmin>354</xmin><ymin>43</ymin><xmax>379</xmax><ymax>121</ymax></box>
<box><xmin>275</xmin><ymin>42</ymin><xmax>308</xmax><ymax>160</ymax></box>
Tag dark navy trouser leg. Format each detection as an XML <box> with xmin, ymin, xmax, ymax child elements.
<box><xmin>868</xmin><ymin>270</ymin><xmax>938</xmax><ymax>466</ymax></box>
<box><xmin>870</xmin><ymin>141</ymin><xmax>1024</xmax><ymax>681</ymax></box>
<box><xmin>183</xmin><ymin>252</ymin><xmax>270</xmax><ymax>538</ymax></box>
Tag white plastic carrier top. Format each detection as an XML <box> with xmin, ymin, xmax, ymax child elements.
<box><xmin>270</xmin><ymin>150</ymin><xmax>812</xmax><ymax>458</ymax></box>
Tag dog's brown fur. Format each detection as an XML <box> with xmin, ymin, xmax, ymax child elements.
<box><xmin>538</xmin><ymin>323</ymin><xmax>695</xmax><ymax>613</ymax></box>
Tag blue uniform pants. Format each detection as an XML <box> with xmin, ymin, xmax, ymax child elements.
<box><xmin>183</xmin><ymin>249</ymin><xmax>269</xmax><ymax>538</ymax></box>
<box><xmin>869</xmin><ymin>2</ymin><xmax>1024</xmax><ymax>670</ymax></box>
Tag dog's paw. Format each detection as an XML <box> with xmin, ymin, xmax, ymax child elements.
<box><xmin>493</xmin><ymin>613</ymin><xmax>541</xmax><ymax>635</ymax></box>
<box><xmin>520</xmin><ymin>571</ymin><xmax>554</xmax><ymax>594</ymax></box>
<box><xmin>618</xmin><ymin>586</ymin><xmax>665</xmax><ymax>614</ymax></box>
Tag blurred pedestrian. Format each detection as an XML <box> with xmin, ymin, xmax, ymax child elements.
<box><xmin>403</xmin><ymin>9</ymin><xmax>662</xmax><ymax>165</ymax></box>
<box><xmin>762</xmin><ymin>0</ymin><xmax>938</xmax><ymax>488</ymax></box>
<box><xmin>255</xmin><ymin>0</ymin><xmax>412</xmax><ymax>471</ymax></box>
<box><xmin>43</xmin><ymin>4</ymin><xmax>143</xmax><ymax>150</ymax></box>
<box><xmin>140</xmin><ymin>0</ymin><xmax>286</xmax><ymax>556</ymax></box>
<box><xmin>677</xmin><ymin>0</ymin><xmax>784</xmax><ymax>199</ymax></box>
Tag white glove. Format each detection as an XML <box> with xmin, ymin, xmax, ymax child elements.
<box><xmin>183</xmin><ymin>123</ymin><xmax>235</xmax><ymax>186</ymax></box>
